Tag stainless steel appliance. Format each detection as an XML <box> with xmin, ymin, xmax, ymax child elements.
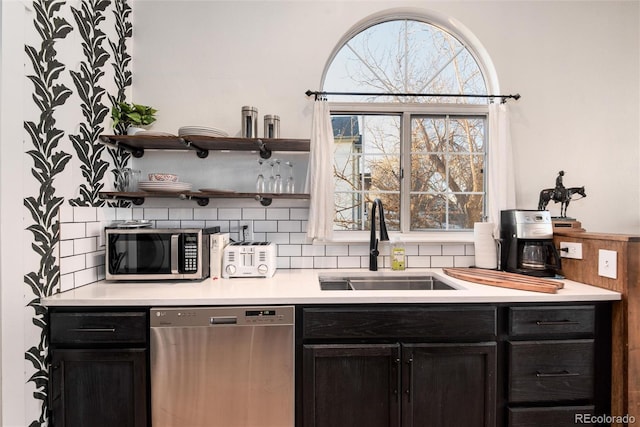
<box><xmin>105</xmin><ymin>227</ymin><xmax>218</xmax><ymax>280</ymax></box>
<box><xmin>150</xmin><ymin>306</ymin><xmax>295</xmax><ymax>427</ymax></box>
<box><xmin>222</xmin><ymin>241</ymin><xmax>277</xmax><ymax>278</ymax></box>
<box><xmin>500</xmin><ymin>209</ymin><xmax>561</xmax><ymax>277</ymax></box>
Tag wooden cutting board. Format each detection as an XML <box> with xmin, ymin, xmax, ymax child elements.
<box><xmin>442</xmin><ymin>268</ymin><xmax>562</xmax><ymax>294</ymax></box>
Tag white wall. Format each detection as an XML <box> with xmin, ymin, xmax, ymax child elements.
<box><xmin>132</xmin><ymin>0</ymin><xmax>640</xmax><ymax>234</ymax></box>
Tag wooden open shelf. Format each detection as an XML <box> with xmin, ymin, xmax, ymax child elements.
<box><xmin>99</xmin><ymin>191</ymin><xmax>311</xmax><ymax>206</ymax></box>
<box><xmin>99</xmin><ymin>135</ymin><xmax>310</xmax><ymax>159</ymax></box>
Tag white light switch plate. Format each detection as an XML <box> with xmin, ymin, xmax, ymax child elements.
<box><xmin>598</xmin><ymin>249</ymin><xmax>617</xmax><ymax>279</ymax></box>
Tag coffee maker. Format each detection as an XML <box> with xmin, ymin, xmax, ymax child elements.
<box><xmin>500</xmin><ymin>209</ymin><xmax>561</xmax><ymax>277</ymax></box>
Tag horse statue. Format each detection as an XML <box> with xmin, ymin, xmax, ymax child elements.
<box><xmin>538</xmin><ymin>186</ymin><xmax>587</xmax><ymax>218</ymax></box>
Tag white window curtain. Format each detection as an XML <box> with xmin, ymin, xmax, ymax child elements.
<box><xmin>305</xmin><ymin>100</ymin><xmax>335</xmax><ymax>241</ymax></box>
<box><xmin>487</xmin><ymin>102</ymin><xmax>516</xmax><ymax>236</ymax></box>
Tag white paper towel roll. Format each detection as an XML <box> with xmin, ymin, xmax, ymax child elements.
<box><xmin>474</xmin><ymin>222</ymin><xmax>498</xmax><ymax>269</ymax></box>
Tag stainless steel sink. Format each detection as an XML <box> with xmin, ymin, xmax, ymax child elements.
<box><xmin>318</xmin><ymin>274</ymin><xmax>460</xmax><ymax>291</ymax></box>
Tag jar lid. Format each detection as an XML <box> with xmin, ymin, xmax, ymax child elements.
<box><xmin>242</xmin><ymin>106</ymin><xmax>258</xmax><ymax>112</ymax></box>
<box><xmin>264</xmin><ymin>114</ymin><xmax>280</xmax><ymax>120</ymax></box>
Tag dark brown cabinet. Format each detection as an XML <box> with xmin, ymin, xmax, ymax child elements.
<box><xmin>299</xmin><ymin>305</ymin><xmax>497</xmax><ymax>427</ymax></box>
<box><xmin>506</xmin><ymin>305</ymin><xmax>608</xmax><ymax>427</ymax></box>
<box><xmin>48</xmin><ymin>310</ymin><xmax>148</xmax><ymax>427</ymax></box>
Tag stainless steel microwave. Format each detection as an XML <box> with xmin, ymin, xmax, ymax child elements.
<box><xmin>105</xmin><ymin>227</ymin><xmax>217</xmax><ymax>281</ymax></box>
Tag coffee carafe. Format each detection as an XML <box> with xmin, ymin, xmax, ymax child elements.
<box><xmin>500</xmin><ymin>209</ymin><xmax>561</xmax><ymax>277</ymax></box>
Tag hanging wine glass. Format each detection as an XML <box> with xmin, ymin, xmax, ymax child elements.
<box><xmin>267</xmin><ymin>160</ymin><xmax>276</xmax><ymax>193</ymax></box>
<box><xmin>274</xmin><ymin>159</ymin><xmax>283</xmax><ymax>193</ymax></box>
<box><xmin>256</xmin><ymin>158</ymin><xmax>266</xmax><ymax>193</ymax></box>
<box><xmin>285</xmin><ymin>161</ymin><xmax>295</xmax><ymax>193</ymax></box>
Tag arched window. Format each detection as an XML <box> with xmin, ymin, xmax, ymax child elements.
<box><xmin>323</xmin><ymin>10</ymin><xmax>498</xmax><ymax>234</ymax></box>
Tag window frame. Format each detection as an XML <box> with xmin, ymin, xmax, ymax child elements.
<box><xmin>329</xmin><ymin>101</ymin><xmax>489</xmax><ymax>243</ymax></box>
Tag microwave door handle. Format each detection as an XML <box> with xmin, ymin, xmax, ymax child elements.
<box><xmin>171</xmin><ymin>235</ymin><xmax>180</xmax><ymax>274</ymax></box>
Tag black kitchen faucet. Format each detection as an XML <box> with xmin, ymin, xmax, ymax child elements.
<box><xmin>369</xmin><ymin>198</ymin><xmax>389</xmax><ymax>271</ymax></box>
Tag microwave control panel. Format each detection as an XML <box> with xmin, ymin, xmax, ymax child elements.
<box><xmin>183</xmin><ymin>234</ymin><xmax>198</xmax><ymax>272</ymax></box>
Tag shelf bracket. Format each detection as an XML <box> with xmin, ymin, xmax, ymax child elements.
<box><xmin>180</xmin><ymin>138</ymin><xmax>209</xmax><ymax>158</ymax></box>
<box><xmin>99</xmin><ymin>192</ymin><xmax>145</xmax><ymax>205</ymax></box>
<box><xmin>255</xmin><ymin>195</ymin><xmax>273</xmax><ymax>206</ymax></box>
<box><xmin>99</xmin><ymin>136</ymin><xmax>145</xmax><ymax>158</ymax></box>
<box><xmin>256</xmin><ymin>139</ymin><xmax>272</xmax><ymax>159</ymax></box>
<box><xmin>179</xmin><ymin>193</ymin><xmax>210</xmax><ymax>206</ymax></box>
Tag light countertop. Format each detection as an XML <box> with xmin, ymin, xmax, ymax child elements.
<box><xmin>41</xmin><ymin>268</ymin><xmax>621</xmax><ymax>307</ymax></box>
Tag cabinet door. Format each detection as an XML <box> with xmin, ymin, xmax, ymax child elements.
<box><xmin>303</xmin><ymin>344</ymin><xmax>401</xmax><ymax>427</ymax></box>
<box><xmin>49</xmin><ymin>349</ymin><xmax>147</xmax><ymax>427</ymax></box>
<box><xmin>402</xmin><ymin>343</ymin><xmax>496</xmax><ymax>427</ymax></box>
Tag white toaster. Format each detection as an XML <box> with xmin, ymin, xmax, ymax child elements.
<box><xmin>222</xmin><ymin>242</ymin><xmax>277</xmax><ymax>278</ymax></box>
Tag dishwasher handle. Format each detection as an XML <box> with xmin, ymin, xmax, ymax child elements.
<box><xmin>209</xmin><ymin>316</ymin><xmax>237</xmax><ymax>325</ymax></box>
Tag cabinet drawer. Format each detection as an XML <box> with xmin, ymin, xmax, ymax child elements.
<box><xmin>508</xmin><ymin>406</ymin><xmax>594</xmax><ymax>427</ymax></box>
<box><xmin>303</xmin><ymin>306</ymin><xmax>496</xmax><ymax>340</ymax></box>
<box><xmin>508</xmin><ymin>306</ymin><xmax>595</xmax><ymax>338</ymax></box>
<box><xmin>508</xmin><ymin>340</ymin><xmax>593</xmax><ymax>403</ymax></box>
<box><xmin>50</xmin><ymin>311</ymin><xmax>147</xmax><ymax>345</ymax></box>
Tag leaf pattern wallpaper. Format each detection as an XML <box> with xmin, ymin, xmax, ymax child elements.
<box><xmin>23</xmin><ymin>0</ymin><xmax>132</xmax><ymax>424</ymax></box>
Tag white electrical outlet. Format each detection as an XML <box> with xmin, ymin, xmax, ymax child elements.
<box><xmin>559</xmin><ymin>242</ymin><xmax>583</xmax><ymax>259</ymax></box>
<box><xmin>598</xmin><ymin>249</ymin><xmax>617</xmax><ymax>279</ymax></box>
<box><xmin>236</xmin><ymin>221</ymin><xmax>254</xmax><ymax>242</ymax></box>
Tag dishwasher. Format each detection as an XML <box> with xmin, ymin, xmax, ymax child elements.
<box><xmin>150</xmin><ymin>306</ymin><xmax>295</xmax><ymax>427</ymax></box>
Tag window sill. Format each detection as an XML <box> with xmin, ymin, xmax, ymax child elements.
<box><xmin>317</xmin><ymin>231</ymin><xmax>475</xmax><ymax>245</ymax></box>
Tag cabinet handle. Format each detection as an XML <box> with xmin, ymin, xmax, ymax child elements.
<box><xmin>393</xmin><ymin>358</ymin><xmax>401</xmax><ymax>403</ymax></box>
<box><xmin>535</xmin><ymin>320</ymin><xmax>580</xmax><ymax>326</ymax></box>
<box><xmin>536</xmin><ymin>370</ymin><xmax>580</xmax><ymax>378</ymax></box>
<box><xmin>406</xmin><ymin>357</ymin><xmax>414</xmax><ymax>403</ymax></box>
<box><xmin>69</xmin><ymin>327</ymin><xmax>117</xmax><ymax>333</ymax></box>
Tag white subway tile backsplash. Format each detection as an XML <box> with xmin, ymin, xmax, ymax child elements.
<box><xmin>419</xmin><ymin>244</ymin><xmax>442</xmax><ymax>256</ymax></box>
<box><xmin>266</xmin><ymin>233</ymin><xmax>290</xmax><ymax>244</ymax></box>
<box><xmin>326</xmin><ymin>245</ymin><xmax>348</xmax><ymax>256</ymax></box>
<box><xmin>194</xmin><ymin>208</ymin><xmax>218</xmax><ymax>220</ymax></box>
<box><xmin>338</xmin><ymin>256</ymin><xmax>361</xmax><ymax>268</ymax></box>
<box><xmin>348</xmin><ymin>245</ymin><xmax>370</xmax><ymax>256</ymax></box>
<box><xmin>59</xmin><ymin>205</ymin><xmax>74</xmax><ymax>223</ymax></box>
<box><xmin>169</xmin><ymin>208</ymin><xmax>193</xmax><ymax>220</ymax></box>
<box><xmin>454</xmin><ymin>256</ymin><xmax>475</xmax><ymax>267</ymax></box>
<box><xmin>59</xmin><ymin>240</ymin><xmax>74</xmax><ymax>257</ymax></box>
<box><xmin>266</xmin><ymin>208</ymin><xmax>290</xmax><ymax>220</ymax></box>
<box><xmin>278</xmin><ymin>244</ymin><xmax>302</xmax><ymax>257</ymax></box>
<box><xmin>290</xmin><ymin>208</ymin><xmax>309</xmax><ymax>220</ymax></box>
<box><xmin>86</xmin><ymin>251</ymin><xmax>105</xmax><ymax>268</ymax></box>
<box><xmin>57</xmin><ymin>205</ymin><xmax>479</xmax><ymax>284</ymax></box>
<box><xmin>143</xmin><ymin>208</ymin><xmax>169</xmax><ymax>220</ymax></box>
<box><xmin>59</xmin><ymin>273</ymin><xmax>74</xmax><ymax>293</ymax></box>
<box><xmin>442</xmin><ymin>244</ymin><xmax>465</xmax><ymax>256</ymax></box>
<box><xmin>278</xmin><ymin>220</ymin><xmax>301</xmax><ymax>233</ymax></box>
<box><xmin>277</xmin><ymin>257</ymin><xmax>291</xmax><ymax>269</ymax></box>
<box><xmin>60</xmin><ymin>222</ymin><xmax>86</xmax><ymax>240</ymax></box>
<box><xmin>85</xmin><ymin>221</ymin><xmax>103</xmax><ymax>238</ymax></box>
<box><xmin>290</xmin><ymin>256</ymin><xmax>314</xmax><ymax>269</ymax></box>
<box><xmin>73</xmin><ymin>237</ymin><xmax>97</xmax><ymax>255</ymax></box>
<box><xmin>155</xmin><ymin>220</ymin><xmax>181</xmax><ymax>228</ymax></box>
<box><xmin>74</xmin><ymin>267</ymin><xmax>98</xmax><ymax>287</ymax></box>
<box><xmin>314</xmin><ymin>257</ymin><xmax>338</xmax><ymax>269</ymax></box>
<box><xmin>218</xmin><ymin>208</ymin><xmax>242</xmax><ymax>220</ymax></box>
<box><xmin>115</xmin><ymin>208</ymin><xmax>133</xmax><ymax>220</ymax></box>
<box><xmin>180</xmin><ymin>220</ymin><xmax>206</xmax><ymax>228</ymax></box>
<box><xmin>242</xmin><ymin>208</ymin><xmax>266</xmax><ymax>220</ymax></box>
<box><xmin>302</xmin><ymin>244</ymin><xmax>325</xmax><ymax>257</ymax></box>
<box><xmin>407</xmin><ymin>256</ymin><xmax>430</xmax><ymax>268</ymax></box>
<box><xmin>60</xmin><ymin>254</ymin><xmax>85</xmax><ymax>275</ymax></box>
<box><xmin>289</xmin><ymin>233</ymin><xmax>309</xmax><ymax>244</ymax></box>
<box><xmin>431</xmin><ymin>256</ymin><xmax>454</xmax><ymax>268</ymax></box>
<box><xmin>254</xmin><ymin>220</ymin><xmax>278</xmax><ymax>233</ymax></box>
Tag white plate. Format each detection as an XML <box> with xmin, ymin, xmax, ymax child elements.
<box><xmin>139</xmin><ymin>181</ymin><xmax>192</xmax><ymax>192</ymax></box>
<box><xmin>135</xmin><ymin>131</ymin><xmax>177</xmax><ymax>137</ymax></box>
<box><xmin>178</xmin><ymin>126</ymin><xmax>228</xmax><ymax>137</ymax></box>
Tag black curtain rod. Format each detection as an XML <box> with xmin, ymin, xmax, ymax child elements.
<box><xmin>305</xmin><ymin>89</ymin><xmax>520</xmax><ymax>102</ymax></box>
